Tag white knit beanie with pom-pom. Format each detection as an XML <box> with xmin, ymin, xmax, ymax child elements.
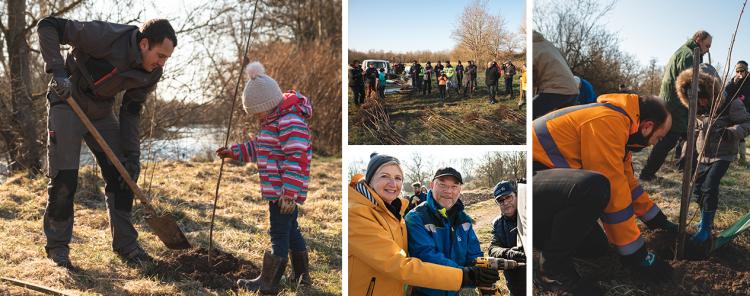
<box><xmin>242</xmin><ymin>61</ymin><xmax>283</xmax><ymax>114</ymax></box>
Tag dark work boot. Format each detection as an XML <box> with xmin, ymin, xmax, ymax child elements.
<box><xmin>237</xmin><ymin>251</ymin><xmax>288</xmax><ymax>294</ymax></box>
<box><xmin>538</xmin><ymin>253</ymin><xmax>602</xmax><ymax>296</ymax></box>
<box><xmin>46</xmin><ymin>247</ymin><xmax>76</xmax><ymax>271</ymax></box>
<box><xmin>290</xmin><ymin>250</ymin><xmax>313</xmax><ymax>286</ymax></box>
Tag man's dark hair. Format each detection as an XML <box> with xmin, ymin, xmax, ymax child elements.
<box><xmin>738</xmin><ymin>60</ymin><xmax>748</xmax><ymax>67</ymax></box>
<box><xmin>639</xmin><ymin>95</ymin><xmax>670</xmax><ymax>128</ymax></box>
<box><xmin>351</xmin><ymin>60</ymin><xmax>360</xmax><ymax>66</ymax></box>
<box><xmin>140</xmin><ymin>19</ymin><xmax>177</xmax><ymax>48</ymax></box>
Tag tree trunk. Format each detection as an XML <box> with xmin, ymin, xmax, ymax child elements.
<box><xmin>6</xmin><ymin>0</ymin><xmax>42</xmax><ymax>174</ymax></box>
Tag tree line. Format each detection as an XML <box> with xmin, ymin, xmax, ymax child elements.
<box><xmin>0</xmin><ymin>0</ymin><xmax>342</xmax><ymax>175</ymax></box>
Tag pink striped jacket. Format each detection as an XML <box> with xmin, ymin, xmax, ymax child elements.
<box><xmin>230</xmin><ymin>90</ymin><xmax>313</xmax><ymax>204</ymax></box>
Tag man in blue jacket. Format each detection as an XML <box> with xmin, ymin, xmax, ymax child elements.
<box><xmin>405</xmin><ymin>167</ymin><xmax>484</xmax><ymax>295</ymax></box>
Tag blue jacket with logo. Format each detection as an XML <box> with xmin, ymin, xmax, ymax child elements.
<box><xmin>405</xmin><ymin>191</ymin><xmax>483</xmax><ymax>295</ymax></box>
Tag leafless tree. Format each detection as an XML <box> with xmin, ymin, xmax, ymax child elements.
<box><xmin>404</xmin><ymin>152</ymin><xmax>431</xmax><ymax>188</ymax></box>
<box><xmin>452</xmin><ymin>0</ymin><xmax>512</xmax><ymax>65</ymax></box>
<box><xmin>534</xmin><ymin>0</ymin><xmax>641</xmax><ymax>94</ymax></box>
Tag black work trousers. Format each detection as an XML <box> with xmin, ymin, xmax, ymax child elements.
<box><xmin>533</xmin><ymin>168</ymin><xmax>611</xmax><ymax>273</ymax></box>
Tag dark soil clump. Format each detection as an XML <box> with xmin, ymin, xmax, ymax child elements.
<box><xmin>535</xmin><ymin>229</ymin><xmax>750</xmax><ymax>295</ymax></box>
<box><xmin>155</xmin><ymin>248</ymin><xmax>259</xmax><ymax>290</ymax></box>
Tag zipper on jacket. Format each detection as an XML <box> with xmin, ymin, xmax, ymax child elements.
<box><xmin>366</xmin><ymin>277</ymin><xmax>376</xmax><ymax>296</ymax></box>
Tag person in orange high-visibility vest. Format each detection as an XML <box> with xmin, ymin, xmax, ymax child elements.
<box><xmin>533</xmin><ymin>93</ymin><xmax>678</xmax><ymax>294</ymax></box>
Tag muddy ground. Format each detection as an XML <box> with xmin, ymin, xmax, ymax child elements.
<box><xmin>535</xmin><ymin>230</ymin><xmax>750</xmax><ymax>295</ymax></box>
<box><xmin>151</xmin><ymin>248</ymin><xmax>260</xmax><ymax>291</ymax></box>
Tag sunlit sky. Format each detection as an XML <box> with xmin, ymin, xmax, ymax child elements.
<box><xmin>346</xmin><ymin>146</ymin><xmax>525</xmax><ymax>176</ymax></box>
<box><xmin>348</xmin><ymin>0</ymin><xmax>525</xmax><ymax>52</ymax></box>
<box><xmin>602</xmin><ymin>0</ymin><xmax>750</xmax><ymax>71</ymax></box>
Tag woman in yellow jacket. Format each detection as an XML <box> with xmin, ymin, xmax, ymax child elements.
<box><xmin>519</xmin><ymin>63</ymin><xmax>527</xmax><ymax>109</ymax></box>
<box><xmin>349</xmin><ymin>153</ymin><xmax>499</xmax><ymax>295</ymax></box>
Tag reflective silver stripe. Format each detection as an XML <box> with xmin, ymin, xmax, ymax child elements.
<box><xmin>630</xmin><ymin>185</ymin><xmax>644</xmax><ymax>201</ymax></box>
<box><xmin>616</xmin><ymin>236</ymin><xmax>645</xmax><ymax>255</ymax></box>
<box><xmin>534</xmin><ymin>103</ymin><xmax>631</xmax><ymax>169</ymax></box>
<box><xmin>601</xmin><ymin>205</ymin><xmax>634</xmax><ymax>224</ymax></box>
<box><xmin>424</xmin><ymin>224</ymin><xmax>437</xmax><ymax>233</ymax></box>
<box><xmin>640</xmin><ymin>204</ymin><xmax>660</xmax><ymax>221</ymax></box>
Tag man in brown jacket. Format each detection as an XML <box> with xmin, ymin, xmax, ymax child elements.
<box><xmin>38</xmin><ymin>16</ymin><xmax>176</xmax><ymax>269</ymax></box>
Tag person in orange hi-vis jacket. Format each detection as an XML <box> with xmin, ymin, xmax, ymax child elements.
<box><xmin>532</xmin><ymin>93</ymin><xmax>679</xmax><ymax>294</ymax></box>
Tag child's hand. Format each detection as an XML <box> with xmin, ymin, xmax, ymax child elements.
<box><xmin>279</xmin><ymin>198</ymin><xmax>296</xmax><ymax>214</ymax></box>
<box><xmin>216</xmin><ymin>147</ymin><xmax>233</xmax><ymax>159</ymax></box>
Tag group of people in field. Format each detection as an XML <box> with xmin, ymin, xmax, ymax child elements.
<box><xmin>348</xmin><ymin>59</ymin><xmax>526</xmax><ymax>108</ymax></box>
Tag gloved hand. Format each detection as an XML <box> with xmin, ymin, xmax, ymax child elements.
<box><xmin>644</xmin><ymin>211</ymin><xmax>678</xmax><ymax>233</ymax></box>
<box><xmin>622</xmin><ymin>249</ymin><xmax>673</xmax><ymax>283</ymax></box>
<box><xmin>119</xmin><ymin>154</ymin><xmax>140</xmax><ymax>191</ymax></box>
<box><xmin>461</xmin><ymin>266</ymin><xmax>500</xmax><ymax>287</ymax></box>
<box><xmin>48</xmin><ymin>74</ymin><xmax>72</xmax><ymax>100</ymax></box>
<box><xmin>502</xmin><ymin>246</ymin><xmax>526</xmax><ymax>262</ymax></box>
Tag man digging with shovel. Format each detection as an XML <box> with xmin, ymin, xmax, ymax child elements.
<box><xmin>37</xmin><ymin>16</ymin><xmax>177</xmax><ymax>270</ymax></box>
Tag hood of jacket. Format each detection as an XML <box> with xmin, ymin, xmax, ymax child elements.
<box><xmin>596</xmin><ymin>93</ymin><xmax>641</xmax><ymax>135</ymax></box>
<box><xmin>675</xmin><ymin>65</ymin><xmax>723</xmax><ymax>112</ymax></box>
<box><xmin>262</xmin><ymin>90</ymin><xmax>313</xmax><ymax>124</ymax></box>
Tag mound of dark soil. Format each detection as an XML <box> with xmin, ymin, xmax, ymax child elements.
<box><xmin>156</xmin><ymin>248</ymin><xmax>259</xmax><ymax>290</ymax></box>
<box><xmin>535</xmin><ymin>229</ymin><xmax>750</xmax><ymax>295</ymax></box>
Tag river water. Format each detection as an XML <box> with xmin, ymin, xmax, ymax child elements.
<box><xmin>1</xmin><ymin>124</ymin><xmax>226</xmax><ymax>182</ymax></box>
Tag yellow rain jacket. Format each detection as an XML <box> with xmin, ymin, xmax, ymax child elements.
<box><xmin>348</xmin><ymin>174</ymin><xmax>463</xmax><ymax>295</ymax></box>
<box><xmin>532</xmin><ymin>93</ymin><xmax>661</xmax><ymax>256</ymax></box>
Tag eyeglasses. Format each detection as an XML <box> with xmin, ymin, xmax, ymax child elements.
<box><xmin>494</xmin><ymin>194</ymin><xmax>513</xmax><ymax>204</ymax></box>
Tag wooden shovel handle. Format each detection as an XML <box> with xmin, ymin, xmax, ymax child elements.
<box><xmin>63</xmin><ymin>96</ymin><xmax>155</xmax><ymax>213</ymax></box>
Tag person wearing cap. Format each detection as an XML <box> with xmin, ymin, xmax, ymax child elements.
<box><xmin>404</xmin><ymin>167</ymin><xmax>486</xmax><ymax>296</ymax></box>
<box><xmin>349</xmin><ymin>154</ymin><xmax>500</xmax><ymax>295</ymax></box>
<box><xmin>406</xmin><ymin>182</ymin><xmax>427</xmax><ymax>214</ymax></box>
<box><xmin>639</xmin><ymin>30</ymin><xmax>713</xmax><ymax>181</ymax></box>
<box><xmin>724</xmin><ymin>60</ymin><xmax>750</xmax><ymax>162</ymax></box>
<box><xmin>216</xmin><ymin>62</ymin><xmax>313</xmax><ymax>293</ymax></box>
<box><xmin>533</xmin><ymin>93</ymin><xmax>678</xmax><ymax>293</ymax></box>
<box><xmin>488</xmin><ymin>181</ymin><xmax>525</xmax><ymax>296</ymax></box>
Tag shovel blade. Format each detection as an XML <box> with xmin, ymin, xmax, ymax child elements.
<box><xmin>145</xmin><ymin>215</ymin><xmax>191</xmax><ymax>249</ymax></box>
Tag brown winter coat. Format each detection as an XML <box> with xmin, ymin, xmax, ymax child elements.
<box><xmin>676</xmin><ymin>67</ymin><xmax>750</xmax><ymax>162</ymax></box>
<box><xmin>532</xmin><ymin>31</ymin><xmax>579</xmax><ymax>96</ymax></box>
